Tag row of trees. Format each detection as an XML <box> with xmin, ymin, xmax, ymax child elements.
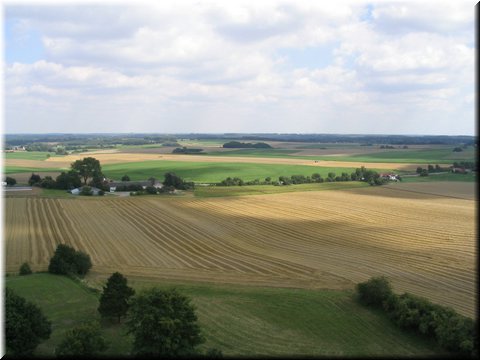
<box><xmin>218</xmin><ymin>167</ymin><xmax>390</xmax><ymax>187</ymax></box>
<box><xmin>356</xmin><ymin>276</ymin><xmax>477</xmax><ymax>356</ymax></box>
<box><xmin>222</xmin><ymin>141</ymin><xmax>272</xmax><ymax>148</ymax></box>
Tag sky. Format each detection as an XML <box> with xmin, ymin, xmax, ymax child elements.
<box><xmin>2</xmin><ymin>0</ymin><xmax>477</xmax><ymax>135</ymax></box>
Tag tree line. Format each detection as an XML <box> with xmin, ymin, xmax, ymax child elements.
<box><xmin>218</xmin><ymin>167</ymin><xmax>392</xmax><ymax>187</ymax></box>
<box><xmin>356</xmin><ymin>276</ymin><xmax>477</xmax><ymax>357</ymax></box>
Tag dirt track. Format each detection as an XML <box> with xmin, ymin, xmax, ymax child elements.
<box><xmin>5</xmin><ymin>185</ymin><xmax>475</xmax><ymax>317</ymax></box>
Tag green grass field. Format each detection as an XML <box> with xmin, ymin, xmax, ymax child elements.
<box><xmin>4</xmin><ymin>166</ymin><xmax>67</xmax><ymax>174</ymax></box>
<box><xmin>102</xmin><ymin>160</ymin><xmax>375</xmax><ymax>183</ymax></box>
<box><xmin>400</xmin><ymin>172</ymin><xmax>476</xmax><ymax>183</ymax></box>
<box><xmin>194</xmin><ymin>181</ymin><xmax>370</xmax><ymax>197</ymax></box>
<box><xmin>4</xmin><ymin>152</ymin><xmax>58</xmax><ymax>160</ymax></box>
<box><xmin>6</xmin><ymin>273</ymin><xmax>444</xmax><ymax>357</ymax></box>
<box><xmin>201</xmin><ymin>147</ymin><xmax>475</xmax><ymax>164</ymax></box>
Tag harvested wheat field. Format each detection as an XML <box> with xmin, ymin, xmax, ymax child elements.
<box><xmin>44</xmin><ymin>151</ymin><xmax>418</xmax><ymax>170</ymax></box>
<box><xmin>5</xmin><ymin>186</ymin><xmax>476</xmax><ymax>317</ymax></box>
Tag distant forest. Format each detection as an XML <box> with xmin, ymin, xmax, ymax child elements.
<box><xmin>4</xmin><ymin>133</ymin><xmax>476</xmax><ymax>147</ymax></box>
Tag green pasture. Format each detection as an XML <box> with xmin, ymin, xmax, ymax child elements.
<box><xmin>202</xmin><ymin>147</ymin><xmax>475</xmax><ymax>164</ymax></box>
<box><xmin>400</xmin><ymin>172</ymin><xmax>476</xmax><ymax>183</ymax></box>
<box><xmin>4</xmin><ymin>166</ymin><xmax>66</xmax><ymax>174</ymax></box>
<box><xmin>343</xmin><ymin>148</ymin><xmax>476</xmax><ymax>164</ymax></box>
<box><xmin>4</xmin><ymin>151</ymin><xmax>58</xmax><ymax>160</ymax></box>
<box><xmin>6</xmin><ymin>273</ymin><xmax>443</xmax><ymax>357</ymax></box>
<box><xmin>194</xmin><ymin>181</ymin><xmax>370</xmax><ymax>198</ymax></box>
<box><xmin>102</xmin><ymin>160</ymin><xmax>382</xmax><ymax>183</ymax></box>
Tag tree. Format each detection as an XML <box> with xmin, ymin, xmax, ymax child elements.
<box><xmin>73</xmin><ymin>251</ymin><xmax>92</xmax><ymax>276</ymax></box>
<box><xmin>71</xmin><ymin>157</ymin><xmax>102</xmax><ymax>185</ymax></box>
<box><xmin>55</xmin><ymin>321</ymin><xmax>107</xmax><ymax>356</ymax></box>
<box><xmin>5</xmin><ymin>287</ymin><xmax>52</xmax><ymax>355</ymax></box>
<box><xmin>28</xmin><ymin>173</ymin><xmax>42</xmax><ymax>186</ymax></box>
<box><xmin>5</xmin><ymin>176</ymin><xmax>16</xmax><ymax>186</ymax></box>
<box><xmin>19</xmin><ymin>262</ymin><xmax>32</xmax><ymax>275</ymax></box>
<box><xmin>98</xmin><ymin>272</ymin><xmax>135</xmax><ymax>322</ymax></box>
<box><xmin>56</xmin><ymin>171</ymin><xmax>81</xmax><ymax>190</ymax></box>
<box><xmin>121</xmin><ymin>175</ymin><xmax>130</xmax><ymax>181</ymax></box>
<box><xmin>126</xmin><ymin>288</ymin><xmax>204</xmax><ymax>356</ymax></box>
<box><xmin>48</xmin><ymin>244</ymin><xmax>92</xmax><ymax>276</ymax></box>
<box><xmin>356</xmin><ymin>276</ymin><xmax>393</xmax><ymax>308</ymax></box>
<box><xmin>80</xmin><ymin>186</ymin><xmax>93</xmax><ymax>196</ymax></box>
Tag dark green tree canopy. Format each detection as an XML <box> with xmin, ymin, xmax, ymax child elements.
<box><xmin>126</xmin><ymin>287</ymin><xmax>204</xmax><ymax>356</ymax></box>
<box><xmin>19</xmin><ymin>262</ymin><xmax>32</xmax><ymax>275</ymax></box>
<box><xmin>98</xmin><ymin>272</ymin><xmax>135</xmax><ymax>322</ymax></box>
<box><xmin>55</xmin><ymin>321</ymin><xmax>107</xmax><ymax>356</ymax></box>
<box><xmin>5</xmin><ymin>287</ymin><xmax>52</xmax><ymax>355</ymax></box>
<box><xmin>48</xmin><ymin>244</ymin><xmax>92</xmax><ymax>276</ymax></box>
<box><xmin>71</xmin><ymin>157</ymin><xmax>102</xmax><ymax>185</ymax></box>
<box><xmin>356</xmin><ymin>276</ymin><xmax>393</xmax><ymax>308</ymax></box>
<box><xmin>55</xmin><ymin>170</ymin><xmax>81</xmax><ymax>190</ymax></box>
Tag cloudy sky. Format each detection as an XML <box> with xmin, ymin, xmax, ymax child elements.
<box><xmin>3</xmin><ymin>0</ymin><xmax>476</xmax><ymax>135</ymax></box>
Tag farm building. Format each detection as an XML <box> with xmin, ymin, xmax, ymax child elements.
<box><xmin>108</xmin><ymin>180</ymin><xmax>163</xmax><ymax>191</ymax></box>
<box><xmin>70</xmin><ymin>186</ymin><xmax>103</xmax><ymax>195</ymax></box>
<box><xmin>379</xmin><ymin>173</ymin><xmax>399</xmax><ymax>181</ymax></box>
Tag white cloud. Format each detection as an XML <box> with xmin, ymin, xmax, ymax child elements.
<box><xmin>3</xmin><ymin>0</ymin><xmax>475</xmax><ymax>135</ymax></box>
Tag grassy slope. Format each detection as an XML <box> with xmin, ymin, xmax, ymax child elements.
<box><xmin>6</xmin><ymin>273</ymin><xmax>443</xmax><ymax>357</ymax></box>
<box><xmin>102</xmin><ymin>160</ymin><xmax>371</xmax><ymax>183</ymax></box>
<box><xmin>194</xmin><ymin>181</ymin><xmax>370</xmax><ymax>198</ymax></box>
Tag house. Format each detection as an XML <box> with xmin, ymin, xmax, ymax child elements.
<box><xmin>452</xmin><ymin>167</ymin><xmax>467</xmax><ymax>174</ymax></box>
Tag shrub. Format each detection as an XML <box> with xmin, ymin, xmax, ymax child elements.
<box><xmin>145</xmin><ymin>186</ymin><xmax>158</xmax><ymax>194</ymax></box>
<box><xmin>28</xmin><ymin>173</ymin><xmax>42</xmax><ymax>186</ymax></box>
<box><xmin>19</xmin><ymin>262</ymin><xmax>32</xmax><ymax>275</ymax></box>
<box><xmin>5</xmin><ymin>177</ymin><xmax>16</xmax><ymax>186</ymax></box>
<box><xmin>80</xmin><ymin>186</ymin><xmax>93</xmax><ymax>196</ymax></box>
<box><xmin>6</xmin><ymin>288</ymin><xmax>52</xmax><ymax>355</ymax></box>
<box><xmin>356</xmin><ymin>276</ymin><xmax>393</xmax><ymax>308</ymax></box>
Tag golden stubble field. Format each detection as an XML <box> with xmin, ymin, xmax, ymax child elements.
<box><xmin>4</xmin><ymin>185</ymin><xmax>476</xmax><ymax>317</ymax></box>
<box><xmin>6</xmin><ymin>151</ymin><xmax>418</xmax><ymax>171</ymax></box>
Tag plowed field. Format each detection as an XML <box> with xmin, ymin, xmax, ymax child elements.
<box><xmin>5</xmin><ymin>186</ymin><xmax>476</xmax><ymax>317</ymax></box>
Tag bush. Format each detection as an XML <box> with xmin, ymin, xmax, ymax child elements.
<box><xmin>19</xmin><ymin>262</ymin><xmax>32</xmax><ymax>276</ymax></box>
<box><xmin>55</xmin><ymin>321</ymin><xmax>107</xmax><ymax>356</ymax></box>
<box><xmin>80</xmin><ymin>186</ymin><xmax>93</xmax><ymax>196</ymax></box>
<box><xmin>356</xmin><ymin>276</ymin><xmax>393</xmax><ymax>308</ymax></box>
<box><xmin>6</xmin><ymin>288</ymin><xmax>52</xmax><ymax>355</ymax></box>
<box><xmin>40</xmin><ymin>176</ymin><xmax>56</xmax><ymax>189</ymax></box>
<box><xmin>145</xmin><ymin>185</ymin><xmax>158</xmax><ymax>194</ymax></box>
<box><xmin>5</xmin><ymin>177</ymin><xmax>16</xmax><ymax>186</ymax></box>
<box><xmin>28</xmin><ymin>173</ymin><xmax>42</xmax><ymax>186</ymax></box>
<box><xmin>121</xmin><ymin>175</ymin><xmax>130</xmax><ymax>181</ymax></box>
<box><xmin>48</xmin><ymin>244</ymin><xmax>92</xmax><ymax>276</ymax></box>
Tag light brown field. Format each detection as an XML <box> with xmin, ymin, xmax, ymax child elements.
<box><xmin>5</xmin><ymin>184</ymin><xmax>475</xmax><ymax>317</ymax></box>
<box><xmin>41</xmin><ymin>151</ymin><xmax>418</xmax><ymax>170</ymax></box>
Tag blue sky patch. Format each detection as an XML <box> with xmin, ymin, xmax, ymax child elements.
<box><xmin>277</xmin><ymin>43</ymin><xmax>337</xmax><ymax>70</ymax></box>
<box><xmin>5</xmin><ymin>19</ymin><xmax>46</xmax><ymax>64</ymax></box>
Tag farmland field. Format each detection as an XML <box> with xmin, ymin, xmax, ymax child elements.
<box><xmin>5</xmin><ymin>183</ymin><xmax>475</xmax><ymax>317</ymax></box>
<box><xmin>6</xmin><ymin>273</ymin><xmax>443</xmax><ymax>357</ymax></box>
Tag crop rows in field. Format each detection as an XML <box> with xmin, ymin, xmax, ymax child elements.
<box><xmin>5</xmin><ymin>186</ymin><xmax>476</xmax><ymax>317</ymax></box>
